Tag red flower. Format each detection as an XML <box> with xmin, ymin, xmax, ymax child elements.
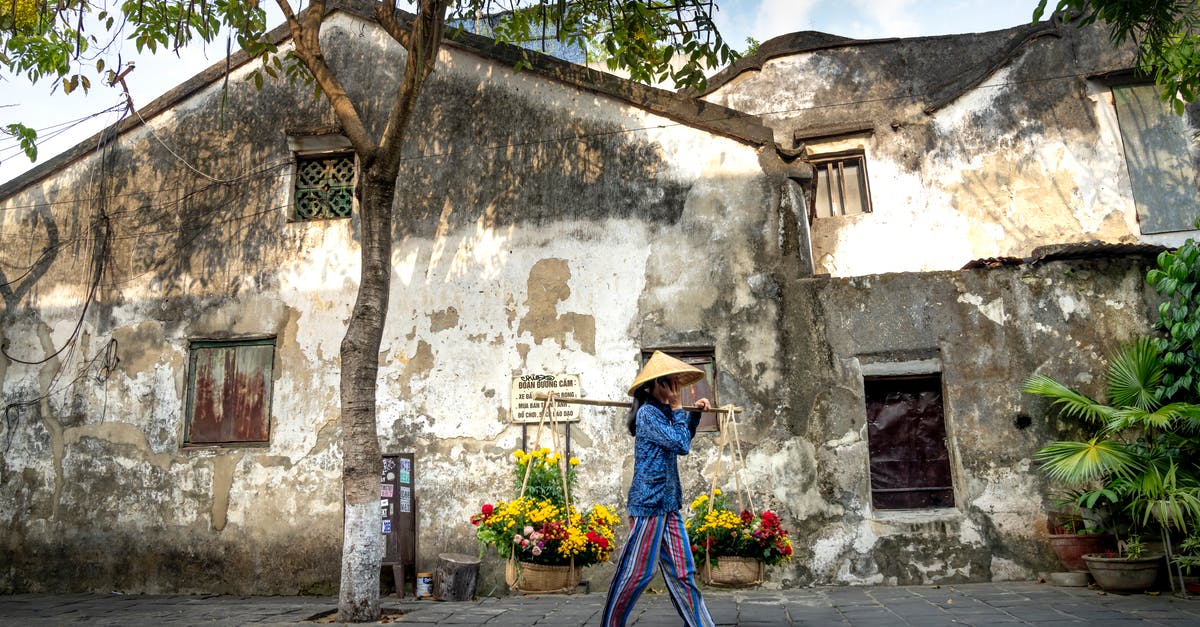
<box><xmin>740</xmin><ymin>509</ymin><xmax>754</xmax><ymax>524</ymax></box>
<box><xmin>481</xmin><ymin>503</ymin><xmax>494</xmax><ymax>516</ymax></box>
<box><xmin>585</xmin><ymin>531</ymin><xmax>611</xmax><ymax>550</ymax></box>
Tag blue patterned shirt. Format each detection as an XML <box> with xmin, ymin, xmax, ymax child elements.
<box><xmin>626</xmin><ymin>400</ymin><xmax>701</xmax><ymax>518</ymax></box>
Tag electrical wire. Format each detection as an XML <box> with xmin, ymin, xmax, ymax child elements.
<box><xmin>0</xmin><ymin>65</ymin><xmax>1115</xmax><ymax>215</ymax></box>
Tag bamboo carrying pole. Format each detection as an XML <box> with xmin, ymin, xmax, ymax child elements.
<box><xmin>532</xmin><ymin>392</ymin><xmax>742</xmax><ymax>414</ymax></box>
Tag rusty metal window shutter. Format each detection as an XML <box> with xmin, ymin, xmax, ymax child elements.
<box><xmin>864</xmin><ymin>375</ymin><xmax>954</xmax><ymax>510</ymax></box>
<box><xmin>185</xmin><ymin>339</ymin><xmax>274</xmax><ymax>445</ymax></box>
<box><xmin>293</xmin><ymin>155</ymin><xmax>355</xmax><ymax>221</ymax></box>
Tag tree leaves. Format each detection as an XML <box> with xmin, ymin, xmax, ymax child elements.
<box><xmin>1</xmin><ymin>123</ymin><xmax>38</xmax><ymax>161</ymax></box>
<box><xmin>464</xmin><ymin>0</ymin><xmax>736</xmax><ymax>91</ymax></box>
<box><xmin>1034</xmin><ymin>0</ymin><xmax>1200</xmax><ymax>111</ymax></box>
<box><xmin>1034</xmin><ymin>438</ymin><xmax>1140</xmax><ymax>484</ymax></box>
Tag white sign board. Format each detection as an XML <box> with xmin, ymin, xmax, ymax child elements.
<box><xmin>510</xmin><ymin>374</ymin><xmax>582</xmax><ymax>423</ymax></box>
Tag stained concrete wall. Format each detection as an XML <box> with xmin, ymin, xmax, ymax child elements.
<box><xmin>0</xmin><ymin>9</ymin><xmax>1168</xmax><ymax>595</ymax></box>
<box><xmin>0</xmin><ymin>10</ymin><xmax>788</xmax><ymax>594</ymax></box>
<box><xmin>703</xmin><ymin>19</ymin><xmax>1198</xmax><ymax>277</ymax></box>
<box><xmin>768</xmin><ymin>252</ymin><xmax>1158</xmax><ymax>584</ymax></box>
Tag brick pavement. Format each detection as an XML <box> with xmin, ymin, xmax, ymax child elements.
<box><xmin>1</xmin><ymin>581</ymin><xmax>1198</xmax><ymax>625</ymax></box>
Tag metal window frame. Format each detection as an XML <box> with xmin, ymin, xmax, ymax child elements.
<box><xmin>291</xmin><ymin>152</ymin><xmax>357</xmax><ymax>222</ymax></box>
<box><xmin>810</xmin><ymin>151</ymin><xmax>873</xmax><ymax>219</ymax></box>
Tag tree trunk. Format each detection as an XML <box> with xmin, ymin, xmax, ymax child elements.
<box><xmin>337</xmin><ymin>168</ymin><xmax>396</xmax><ymax>622</ymax></box>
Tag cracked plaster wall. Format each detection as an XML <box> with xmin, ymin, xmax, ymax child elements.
<box><xmin>703</xmin><ymin>21</ymin><xmax>1184</xmax><ymax>277</ymax></box>
<box><xmin>0</xmin><ymin>12</ymin><xmax>1168</xmax><ymax>595</ymax></box>
<box><xmin>0</xmin><ymin>12</ymin><xmax>784</xmax><ymax>594</ymax></box>
<box><xmin>772</xmin><ymin>254</ymin><xmax>1159</xmax><ymax>585</ymax></box>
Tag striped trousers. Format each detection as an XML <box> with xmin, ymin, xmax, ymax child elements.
<box><xmin>601</xmin><ymin>511</ymin><xmax>714</xmax><ymax>627</ymax></box>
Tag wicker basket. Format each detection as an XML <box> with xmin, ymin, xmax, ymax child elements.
<box><xmin>698</xmin><ymin>556</ymin><xmax>764</xmax><ymax>588</ymax></box>
<box><xmin>506</xmin><ymin>560</ymin><xmax>581</xmax><ymax>594</ymax></box>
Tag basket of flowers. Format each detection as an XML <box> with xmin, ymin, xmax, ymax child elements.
<box><xmin>685</xmin><ymin>489</ymin><xmax>793</xmax><ymax>587</ymax></box>
<box><xmin>470</xmin><ymin>447</ymin><xmax>619</xmax><ymax>593</ymax></box>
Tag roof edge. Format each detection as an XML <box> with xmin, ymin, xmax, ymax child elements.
<box><xmin>2</xmin><ymin>2</ymin><xmax>773</xmax><ymax>199</ymax></box>
<box><xmin>697</xmin><ymin>18</ymin><xmax>1063</xmax><ymax>97</ymax></box>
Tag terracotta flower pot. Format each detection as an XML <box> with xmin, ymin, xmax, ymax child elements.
<box><xmin>1048</xmin><ymin>533</ymin><xmax>1111</xmax><ymax>572</ymax></box>
<box><xmin>1081</xmin><ymin>553</ymin><xmax>1163</xmax><ymax>593</ymax></box>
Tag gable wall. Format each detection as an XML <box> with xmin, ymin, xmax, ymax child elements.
<box><xmin>703</xmin><ymin>22</ymin><xmax>1189</xmax><ymax>277</ymax></box>
<box><xmin>0</xmin><ymin>13</ymin><xmax>791</xmax><ymax>593</ymax></box>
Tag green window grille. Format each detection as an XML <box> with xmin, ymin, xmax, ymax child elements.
<box><xmin>294</xmin><ymin>155</ymin><xmax>355</xmax><ymax>220</ymax></box>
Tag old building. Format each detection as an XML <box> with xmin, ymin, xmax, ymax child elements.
<box><xmin>1</xmin><ymin>7</ymin><xmax>1194</xmax><ymax>594</ymax></box>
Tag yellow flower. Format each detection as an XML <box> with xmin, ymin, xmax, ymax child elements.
<box><xmin>714</xmin><ymin>488</ymin><xmax>722</xmax><ymax>496</ymax></box>
<box><xmin>513</xmin><ymin>450</ymin><xmax>526</xmax><ymax>460</ymax></box>
<box><xmin>569</xmin><ymin>457</ymin><xmax>580</xmax><ymax>466</ymax></box>
<box><xmin>690</xmin><ymin>495</ymin><xmax>708</xmax><ymax>510</ymax></box>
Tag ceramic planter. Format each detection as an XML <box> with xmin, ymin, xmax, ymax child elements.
<box><xmin>1082</xmin><ymin>553</ymin><xmax>1163</xmax><ymax>593</ymax></box>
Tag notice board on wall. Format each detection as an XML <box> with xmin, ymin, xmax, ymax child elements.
<box><xmin>381</xmin><ymin>453</ymin><xmax>417</xmax><ymax>595</ymax></box>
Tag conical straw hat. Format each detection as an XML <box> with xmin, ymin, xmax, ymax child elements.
<box><xmin>627</xmin><ymin>351</ymin><xmax>705</xmax><ymax>396</ymax></box>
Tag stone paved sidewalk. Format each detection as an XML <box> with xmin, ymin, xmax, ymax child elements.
<box><xmin>1</xmin><ymin>581</ymin><xmax>1198</xmax><ymax>625</ymax></box>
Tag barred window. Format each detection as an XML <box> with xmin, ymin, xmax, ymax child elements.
<box><xmin>293</xmin><ymin>155</ymin><xmax>355</xmax><ymax>221</ymax></box>
<box><xmin>812</xmin><ymin>152</ymin><xmax>872</xmax><ymax>219</ymax></box>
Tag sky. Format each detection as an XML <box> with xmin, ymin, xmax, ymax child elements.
<box><xmin>0</xmin><ymin>1</ymin><xmax>1039</xmax><ymax>185</ymax></box>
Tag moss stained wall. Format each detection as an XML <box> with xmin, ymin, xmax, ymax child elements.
<box><xmin>703</xmin><ymin>20</ymin><xmax>1175</xmax><ymax>277</ymax></box>
<box><xmin>0</xmin><ymin>12</ymin><xmax>784</xmax><ymax>594</ymax></box>
<box><xmin>0</xmin><ymin>11</ymin><xmax>1167</xmax><ymax>595</ymax></box>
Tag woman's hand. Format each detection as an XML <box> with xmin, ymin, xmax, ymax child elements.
<box><xmin>694</xmin><ymin>398</ymin><xmax>711</xmax><ymax>411</ymax></box>
<box><xmin>653</xmin><ymin>377</ymin><xmax>682</xmax><ymax>409</ymax></box>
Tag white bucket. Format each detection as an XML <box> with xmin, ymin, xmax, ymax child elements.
<box><xmin>416</xmin><ymin>572</ymin><xmax>433</xmax><ymax>599</ymax></box>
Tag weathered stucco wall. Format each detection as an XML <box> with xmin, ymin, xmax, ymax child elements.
<box><xmin>764</xmin><ymin>253</ymin><xmax>1157</xmax><ymax>585</ymax></box>
<box><xmin>0</xmin><ymin>9</ymin><xmax>1168</xmax><ymax>596</ymax></box>
<box><xmin>0</xmin><ymin>11</ymin><xmax>788</xmax><ymax>594</ymax></box>
<box><xmin>703</xmin><ymin>20</ymin><xmax>1193</xmax><ymax>277</ymax></box>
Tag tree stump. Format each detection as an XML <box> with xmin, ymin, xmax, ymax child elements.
<box><xmin>434</xmin><ymin>552</ymin><xmax>480</xmax><ymax>602</ymax></box>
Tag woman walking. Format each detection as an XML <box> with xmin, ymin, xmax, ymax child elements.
<box><xmin>601</xmin><ymin>351</ymin><xmax>714</xmax><ymax>627</ymax></box>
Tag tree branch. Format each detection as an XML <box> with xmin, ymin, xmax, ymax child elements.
<box><xmin>376</xmin><ymin>0</ymin><xmax>448</xmax><ymax>173</ymax></box>
<box><xmin>375</xmin><ymin>2</ymin><xmax>413</xmax><ymax>50</ymax></box>
<box><xmin>274</xmin><ymin>0</ymin><xmax>377</xmax><ymax>161</ymax></box>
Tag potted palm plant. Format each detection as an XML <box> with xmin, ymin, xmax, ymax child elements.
<box><xmin>1174</xmin><ymin>533</ymin><xmax>1200</xmax><ymax>594</ymax></box>
<box><xmin>1024</xmin><ymin>338</ymin><xmax>1200</xmax><ymax>593</ymax></box>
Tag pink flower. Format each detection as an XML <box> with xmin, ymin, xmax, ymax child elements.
<box><xmin>513</xmin><ymin>534</ymin><xmax>523</xmax><ymax>543</ymax></box>
<box><xmin>531</xmin><ymin>546</ymin><xmax>542</xmax><ymax>556</ymax></box>
<box><xmin>524</xmin><ymin>525</ymin><xmax>535</xmax><ymax>535</ymax></box>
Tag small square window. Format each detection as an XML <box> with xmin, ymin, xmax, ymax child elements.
<box><xmin>185</xmin><ymin>339</ymin><xmax>275</xmax><ymax>445</ymax></box>
<box><xmin>640</xmin><ymin>347</ymin><xmax>719</xmax><ymax>432</ymax></box>
<box><xmin>812</xmin><ymin>152</ymin><xmax>872</xmax><ymax>219</ymax></box>
<box><xmin>293</xmin><ymin>154</ymin><xmax>355</xmax><ymax>221</ymax></box>
<box><xmin>864</xmin><ymin>374</ymin><xmax>954</xmax><ymax>510</ymax></box>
